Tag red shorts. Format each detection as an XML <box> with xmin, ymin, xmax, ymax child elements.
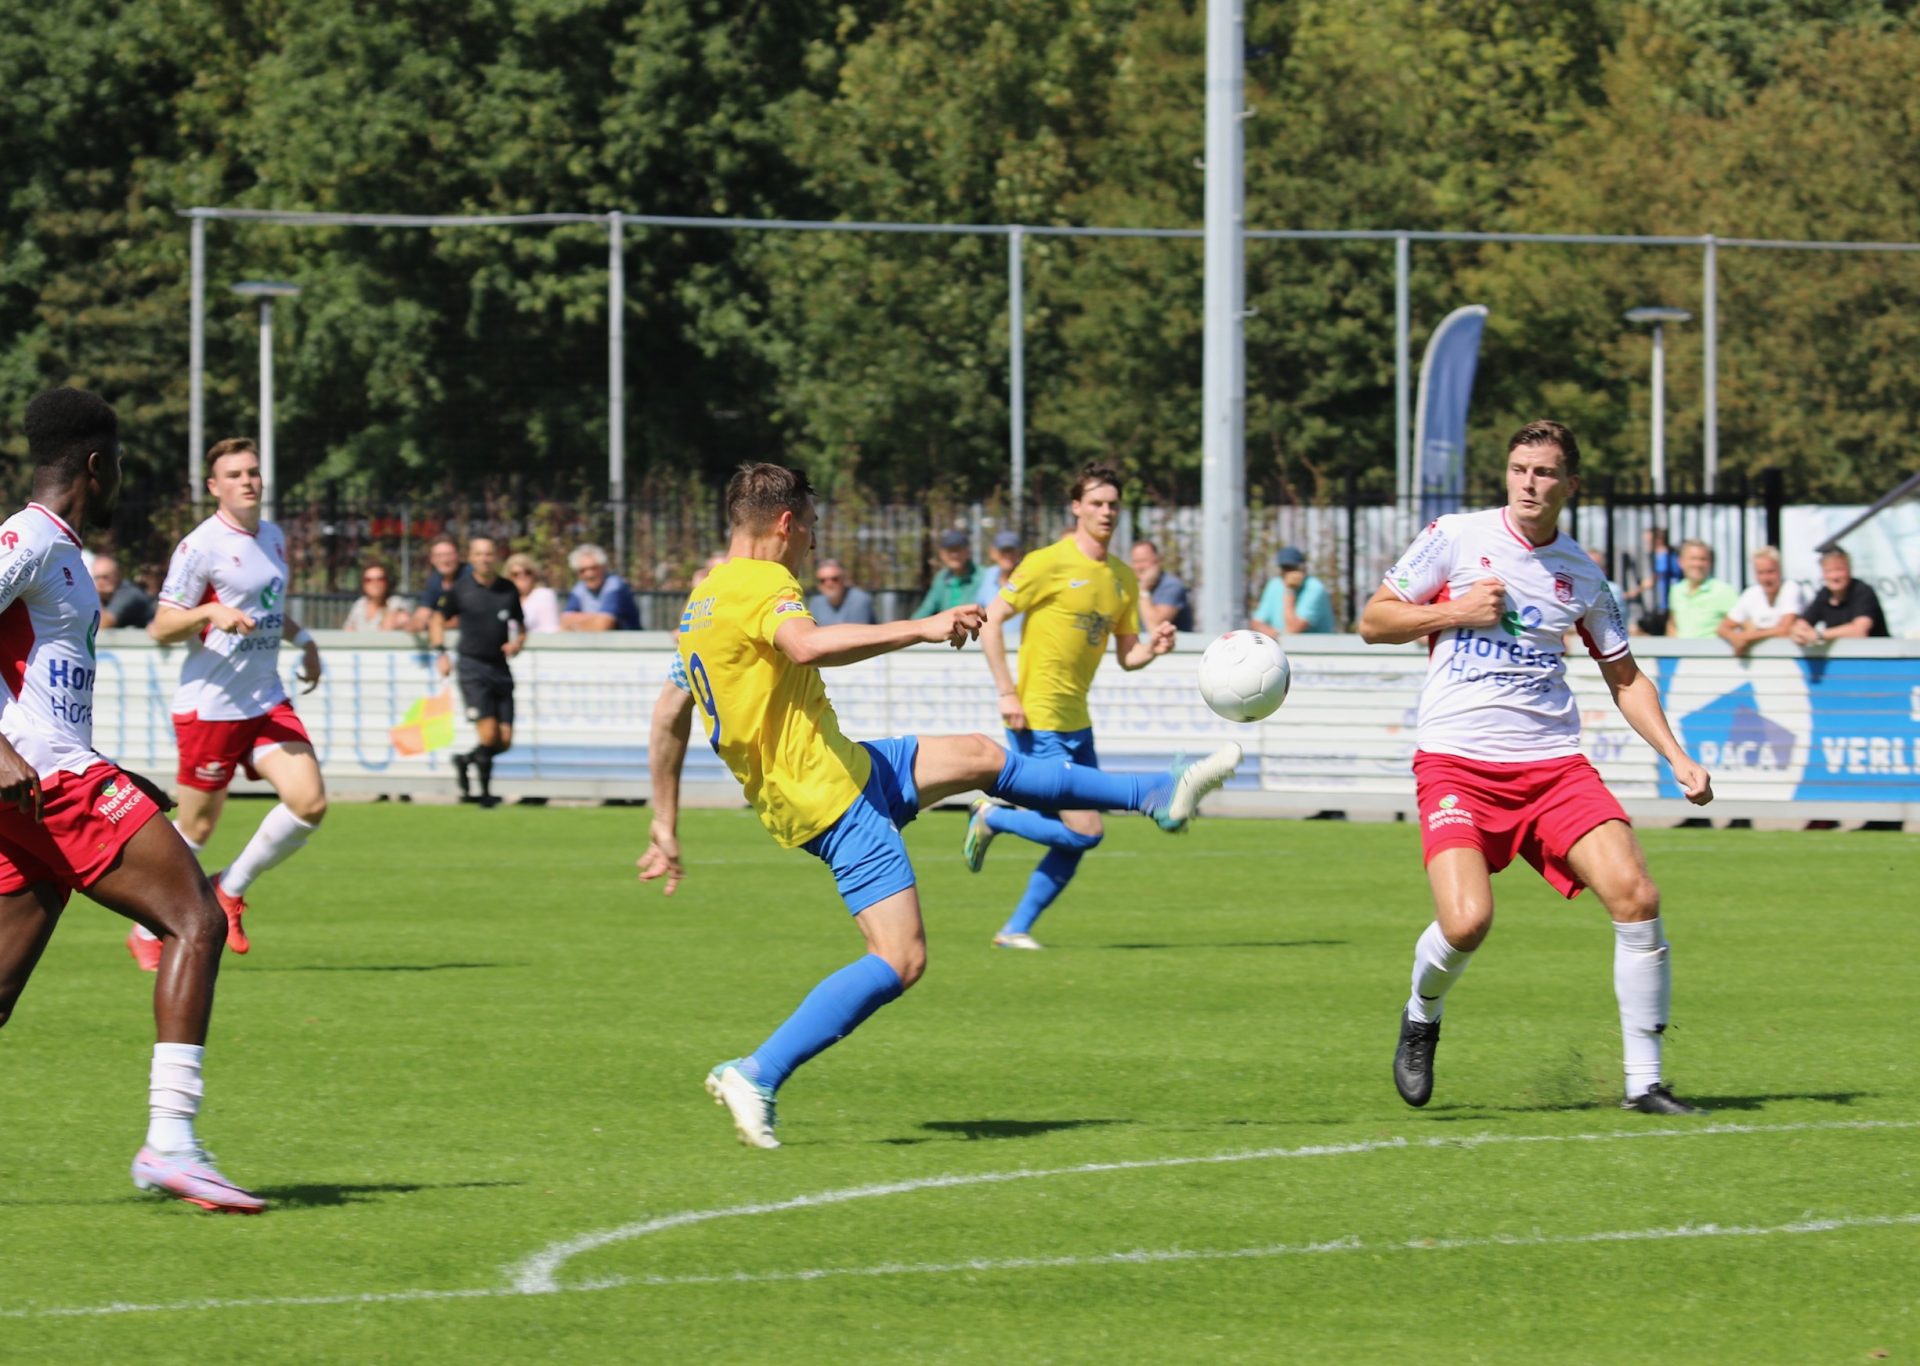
<box><xmin>0</xmin><ymin>762</ymin><xmax>164</xmax><ymax>896</ymax></box>
<box><xmin>1413</xmin><ymin>750</ymin><xmax>1629</xmax><ymax>900</ymax></box>
<box><xmin>172</xmin><ymin>700</ymin><xmax>312</xmax><ymax>792</ymax></box>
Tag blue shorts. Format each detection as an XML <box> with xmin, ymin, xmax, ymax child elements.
<box><xmin>803</xmin><ymin>736</ymin><xmax>921</xmax><ymax>915</ymax></box>
<box><xmin>1005</xmin><ymin>726</ymin><xmax>1099</xmax><ymax>768</ymax></box>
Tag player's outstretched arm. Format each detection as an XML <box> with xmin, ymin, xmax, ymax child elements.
<box><xmin>149</xmin><ymin>601</ymin><xmax>256</xmax><ymax>645</ymax></box>
<box><xmin>639</xmin><ymin>680</ymin><xmax>694</xmax><ymax>896</ymax></box>
<box><xmin>774</xmin><ymin>605</ymin><xmax>984</xmax><ymax>669</ymax></box>
<box><xmin>1357</xmin><ymin>580</ymin><xmax>1505</xmax><ymax>646</ymax></box>
<box><xmin>1599</xmin><ymin>654</ymin><xmax>1714</xmax><ymax>806</ymax></box>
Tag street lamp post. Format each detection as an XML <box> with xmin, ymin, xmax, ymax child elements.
<box><xmin>1624</xmin><ymin>306</ymin><xmax>1692</xmax><ymax>497</ymax></box>
<box><xmin>230</xmin><ymin>281</ymin><xmax>301</xmax><ymax>521</ymax></box>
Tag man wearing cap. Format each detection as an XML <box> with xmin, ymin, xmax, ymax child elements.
<box><xmin>976</xmin><ymin>530</ymin><xmax>1024</xmax><ymax>647</ymax></box>
<box><xmin>912</xmin><ymin>530</ymin><xmax>987</xmax><ymax>619</ymax></box>
<box><xmin>1252</xmin><ymin>546</ymin><xmax>1336</xmax><ymax>636</ymax></box>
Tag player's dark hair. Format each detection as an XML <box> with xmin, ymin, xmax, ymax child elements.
<box><xmin>726</xmin><ymin>462</ymin><xmax>815</xmax><ymax>532</ymax></box>
<box><xmin>1070</xmin><ymin>463</ymin><xmax>1124</xmax><ymax>502</ymax></box>
<box><xmin>25</xmin><ymin>387</ymin><xmax>118</xmax><ymax>484</ymax></box>
<box><xmin>1132</xmin><ymin>539</ymin><xmax>1160</xmax><ymax>555</ymax></box>
<box><xmin>207</xmin><ymin>436</ymin><xmax>258</xmax><ymax>476</ymax></box>
<box><xmin>1506</xmin><ymin>420</ymin><xmax>1580</xmax><ymax>473</ymax></box>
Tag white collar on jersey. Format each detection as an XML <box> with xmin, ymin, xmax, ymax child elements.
<box><xmin>25</xmin><ymin>502</ymin><xmax>79</xmax><ymax>545</ymax></box>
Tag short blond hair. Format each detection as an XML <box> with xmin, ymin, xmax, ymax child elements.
<box><xmin>1679</xmin><ymin>538</ymin><xmax>1713</xmax><ymax>563</ymax></box>
<box><xmin>503</xmin><ymin>552</ymin><xmax>540</xmax><ymax>582</ymax></box>
<box><xmin>1751</xmin><ymin>545</ymin><xmax>1783</xmax><ymax>567</ymax></box>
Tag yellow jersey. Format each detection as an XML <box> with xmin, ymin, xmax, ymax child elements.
<box><xmin>677</xmin><ymin>557</ymin><xmax>872</xmax><ymax>847</ymax></box>
<box><xmin>999</xmin><ymin>535</ymin><xmax>1141</xmax><ymax>732</ymax></box>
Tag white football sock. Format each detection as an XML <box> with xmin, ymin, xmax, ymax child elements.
<box><xmin>147</xmin><ymin>1042</ymin><xmax>205</xmax><ymax>1154</ymax></box>
<box><xmin>172</xmin><ymin>820</ymin><xmax>205</xmax><ymax>854</ymax></box>
<box><xmin>1406</xmin><ymin>920</ymin><xmax>1473</xmax><ymax>1024</ymax></box>
<box><xmin>1613</xmin><ymin>916</ymin><xmax>1670</xmax><ymax>1100</ymax></box>
<box><xmin>222</xmin><ymin>804</ymin><xmax>316</xmax><ymax>895</ymax></box>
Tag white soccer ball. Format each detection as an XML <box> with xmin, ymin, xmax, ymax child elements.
<box><xmin>1197</xmin><ymin>630</ymin><xmax>1292</xmax><ymax>723</ymax></box>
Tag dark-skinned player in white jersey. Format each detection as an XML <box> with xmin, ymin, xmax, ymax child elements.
<box><xmin>0</xmin><ymin>388</ymin><xmax>263</xmax><ymax>1211</ymax></box>
<box><xmin>1360</xmin><ymin>420</ymin><xmax>1714</xmax><ymax>1116</ymax></box>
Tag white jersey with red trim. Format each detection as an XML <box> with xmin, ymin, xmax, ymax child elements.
<box><xmin>159</xmin><ymin>512</ymin><xmax>292</xmax><ymax>722</ymax></box>
<box><xmin>0</xmin><ymin>504</ymin><xmax>110</xmax><ymax>777</ymax></box>
<box><xmin>1383</xmin><ymin>506</ymin><xmax>1629</xmax><ymax>762</ymax></box>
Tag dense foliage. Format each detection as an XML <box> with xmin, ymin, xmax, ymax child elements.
<box><xmin>2</xmin><ymin>0</ymin><xmax>1915</xmax><ymax>508</ymax></box>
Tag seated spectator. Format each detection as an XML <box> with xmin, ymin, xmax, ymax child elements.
<box><xmin>504</xmin><ymin>553</ymin><xmax>562</xmax><ymax>634</ymax></box>
<box><xmin>1718</xmin><ymin>545</ymin><xmax>1806</xmax><ymax>656</ymax></box>
<box><xmin>912</xmin><ymin>529</ymin><xmax>985</xmax><ymax>619</ymax></box>
<box><xmin>808</xmin><ymin>558</ymin><xmax>876</xmax><ymax>625</ymax></box>
<box><xmin>1130</xmin><ymin>538</ymin><xmax>1195</xmax><ymax>631</ymax></box>
<box><xmin>976</xmin><ymin>530</ymin><xmax>1023</xmax><ymax>647</ymax></box>
<box><xmin>408</xmin><ymin>534</ymin><xmax>470</xmax><ymax>631</ymax></box>
<box><xmin>341</xmin><ymin>562</ymin><xmax>414</xmax><ymax>631</ymax></box>
<box><xmin>561</xmin><ymin>543</ymin><xmax>641</xmax><ymax>631</ymax></box>
<box><xmin>1251</xmin><ymin>546</ymin><xmax>1334</xmax><ymax>636</ymax></box>
<box><xmin>91</xmin><ymin>554</ymin><xmax>153</xmax><ymax>630</ymax></box>
<box><xmin>1790</xmin><ymin>548</ymin><xmax>1889</xmax><ymax>645</ymax></box>
<box><xmin>1666</xmin><ymin>539</ymin><xmax>1738</xmax><ymax>638</ymax></box>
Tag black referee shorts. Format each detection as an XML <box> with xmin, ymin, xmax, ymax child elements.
<box><xmin>456</xmin><ymin>657</ymin><xmax>516</xmax><ymax>726</ymax></box>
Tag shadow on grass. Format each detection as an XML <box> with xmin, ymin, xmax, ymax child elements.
<box><xmin>1098</xmin><ymin>940</ymin><xmax>1348</xmax><ymax>952</ymax></box>
<box><xmin>251</xmin><ymin>1179</ymin><xmax>523</xmax><ymax>1209</ymax></box>
<box><xmin>1419</xmin><ymin>1089</ymin><xmax>1874</xmax><ymax>1119</ymax></box>
<box><xmin>243</xmin><ymin>962</ymin><xmax>516</xmax><ymax>974</ymax></box>
<box><xmin>880</xmin><ymin>1118</ymin><xmax>1130</xmax><ymax>1145</ymax></box>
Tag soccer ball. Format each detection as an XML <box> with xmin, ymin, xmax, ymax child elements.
<box><xmin>1198</xmin><ymin>630</ymin><xmax>1292</xmax><ymax>722</ymax></box>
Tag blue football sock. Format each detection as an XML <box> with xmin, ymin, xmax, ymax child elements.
<box><xmin>991</xmin><ymin>751</ymin><xmax>1163</xmax><ymax>813</ymax></box>
<box><xmin>742</xmin><ymin>954</ymin><xmax>904</xmax><ymax>1091</ymax></box>
<box><xmin>984</xmin><ymin>805</ymin><xmax>1104</xmax><ymax>851</ymax></box>
<box><xmin>1003</xmin><ymin>846</ymin><xmax>1089</xmax><ymax>935</ymax></box>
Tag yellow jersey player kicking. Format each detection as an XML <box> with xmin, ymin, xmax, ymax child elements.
<box><xmin>639</xmin><ymin>464</ymin><xmax>1241</xmax><ymax>1149</ymax></box>
<box><xmin>965</xmin><ymin>464</ymin><xmax>1181</xmax><ymax>949</ymax></box>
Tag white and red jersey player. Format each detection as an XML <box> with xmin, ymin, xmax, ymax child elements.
<box><xmin>158</xmin><ymin>510</ymin><xmax>294</xmax><ymax>723</ymax></box>
<box><xmin>1382</xmin><ymin>506</ymin><xmax>1629</xmax><ymax>763</ymax></box>
<box><xmin>0</xmin><ymin>501</ymin><xmax>164</xmax><ymax>889</ymax></box>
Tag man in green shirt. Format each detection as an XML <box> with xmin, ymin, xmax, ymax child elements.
<box><xmin>1666</xmin><ymin>539</ymin><xmax>1738</xmax><ymax>638</ymax></box>
<box><xmin>912</xmin><ymin>529</ymin><xmax>986</xmax><ymax>618</ymax></box>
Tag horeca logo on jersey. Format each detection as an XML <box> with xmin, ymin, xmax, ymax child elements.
<box><xmin>94</xmin><ymin>778</ymin><xmax>146</xmax><ymax>825</ymax></box>
<box><xmin>1553</xmin><ymin>572</ymin><xmax>1575</xmax><ymax>604</ymax></box>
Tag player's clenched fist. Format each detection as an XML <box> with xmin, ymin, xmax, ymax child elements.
<box><xmin>205</xmin><ymin>603</ymin><xmax>257</xmax><ymax>635</ymax></box>
<box><xmin>1452</xmin><ymin>577</ymin><xmax>1507</xmax><ymax>629</ymax></box>
<box><xmin>926</xmin><ymin>603</ymin><xmax>985</xmax><ymax>648</ymax></box>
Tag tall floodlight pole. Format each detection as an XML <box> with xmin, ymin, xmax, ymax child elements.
<box><xmin>1625</xmin><ymin>306</ymin><xmax>1691</xmax><ymax>497</ymax></box>
<box><xmin>608</xmin><ymin>211</ymin><xmax>627</xmax><ymax>575</ymax></box>
<box><xmin>1199</xmin><ymin>0</ymin><xmax>1247</xmax><ymax>639</ymax></box>
<box><xmin>1008</xmin><ymin>225</ymin><xmax>1026</xmax><ymax>535</ymax></box>
<box><xmin>189</xmin><ymin>215</ymin><xmax>207</xmax><ymax>508</ymax></box>
<box><xmin>1701</xmin><ymin>236</ymin><xmax>1718</xmax><ymax>493</ymax></box>
<box><xmin>230</xmin><ymin>281</ymin><xmax>301</xmax><ymax>523</ymax></box>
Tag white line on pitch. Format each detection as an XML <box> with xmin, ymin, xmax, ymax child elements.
<box><xmin>508</xmin><ymin>1117</ymin><xmax>1920</xmax><ymax>1294</ymax></box>
<box><xmin>8</xmin><ymin>1210</ymin><xmax>1915</xmax><ymax>1320</ymax></box>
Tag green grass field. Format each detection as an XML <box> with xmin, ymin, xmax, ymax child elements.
<box><xmin>4</xmin><ymin>802</ymin><xmax>1915</xmax><ymax>1362</ymax></box>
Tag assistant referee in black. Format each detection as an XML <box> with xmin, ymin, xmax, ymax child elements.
<box><xmin>428</xmin><ymin>536</ymin><xmax>525</xmax><ymax>807</ymax></box>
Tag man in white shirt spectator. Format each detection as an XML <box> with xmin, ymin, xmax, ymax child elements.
<box><xmin>1718</xmin><ymin>546</ymin><xmax>1806</xmax><ymax>656</ymax></box>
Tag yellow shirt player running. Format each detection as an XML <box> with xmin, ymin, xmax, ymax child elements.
<box><xmin>639</xmin><ymin>463</ymin><xmax>1241</xmax><ymax>1150</ymax></box>
<box><xmin>971</xmin><ymin>464</ymin><xmax>1183</xmax><ymax>951</ymax></box>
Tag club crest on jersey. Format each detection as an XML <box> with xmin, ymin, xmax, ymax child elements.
<box><xmin>1553</xmin><ymin>572</ymin><xmax>1575</xmax><ymax>604</ymax></box>
<box><xmin>1479</xmin><ymin>556</ymin><xmax>1492</xmax><ymax>569</ymax></box>
<box><xmin>0</xmin><ymin>531</ymin><xmax>16</xmax><ymax>552</ymax></box>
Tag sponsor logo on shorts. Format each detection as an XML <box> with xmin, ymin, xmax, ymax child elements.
<box><xmin>194</xmin><ymin>760</ymin><xmax>233</xmax><ymax>784</ymax></box>
<box><xmin>94</xmin><ymin>777</ymin><xmax>147</xmax><ymax>825</ymax></box>
<box><xmin>1427</xmin><ymin>792</ymin><xmax>1474</xmax><ymax>831</ymax></box>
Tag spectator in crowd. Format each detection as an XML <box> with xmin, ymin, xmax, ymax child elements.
<box><xmin>561</xmin><ymin>542</ymin><xmax>641</xmax><ymax>631</ymax></box>
<box><xmin>1251</xmin><ymin>546</ymin><xmax>1335</xmax><ymax>636</ymax></box>
<box><xmin>408</xmin><ymin>534</ymin><xmax>470</xmax><ymax>631</ymax></box>
<box><xmin>1131</xmin><ymin>538</ymin><xmax>1195</xmax><ymax>631</ymax></box>
<box><xmin>1791</xmin><ymin>548</ymin><xmax>1889</xmax><ymax>644</ymax></box>
<box><xmin>91</xmin><ymin>553</ymin><xmax>154</xmax><ymax>629</ymax></box>
<box><xmin>1589</xmin><ymin>547</ymin><xmax>1629</xmax><ymax>611</ymax></box>
<box><xmin>341</xmin><ymin>562</ymin><xmax>413</xmax><ymax>631</ymax></box>
<box><xmin>1632</xmin><ymin>525</ymin><xmax>1682</xmax><ymax>635</ymax></box>
<box><xmin>1718</xmin><ymin>546</ymin><xmax>1806</xmax><ymax>656</ymax></box>
<box><xmin>912</xmin><ymin>529</ymin><xmax>985</xmax><ymax>619</ymax></box>
<box><xmin>976</xmin><ymin>530</ymin><xmax>1023</xmax><ymax>647</ymax></box>
<box><xmin>807</xmin><ymin>557</ymin><xmax>876</xmax><ymax>625</ymax></box>
<box><xmin>1665</xmin><ymin>539</ymin><xmax>1738</xmax><ymax>638</ymax></box>
<box><xmin>692</xmin><ymin>552</ymin><xmax>727</xmax><ymax>590</ymax></box>
<box><xmin>504</xmin><ymin>552</ymin><xmax>562</xmax><ymax>634</ymax></box>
